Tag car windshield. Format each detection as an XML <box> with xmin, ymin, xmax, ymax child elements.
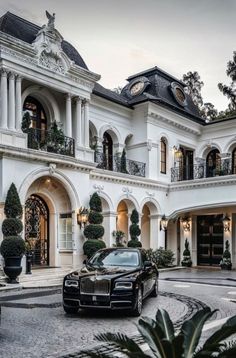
<box><xmin>89</xmin><ymin>250</ymin><xmax>140</xmax><ymax>267</ymax></box>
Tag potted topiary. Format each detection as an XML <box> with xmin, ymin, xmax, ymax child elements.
<box><xmin>83</xmin><ymin>192</ymin><xmax>106</xmax><ymax>258</ymax></box>
<box><xmin>181</xmin><ymin>238</ymin><xmax>192</xmax><ymax>267</ymax></box>
<box><xmin>0</xmin><ymin>183</ymin><xmax>26</xmax><ymax>283</ymax></box>
<box><xmin>220</xmin><ymin>240</ymin><xmax>232</xmax><ymax>270</ymax></box>
<box><xmin>127</xmin><ymin>209</ymin><xmax>142</xmax><ymax>248</ymax></box>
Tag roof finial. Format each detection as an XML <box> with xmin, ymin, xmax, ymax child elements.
<box><xmin>45</xmin><ymin>10</ymin><xmax>55</xmax><ymax>29</ymax></box>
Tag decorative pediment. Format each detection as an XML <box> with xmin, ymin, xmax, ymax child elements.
<box><xmin>33</xmin><ymin>11</ymin><xmax>71</xmax><ymax>74</ymax></box>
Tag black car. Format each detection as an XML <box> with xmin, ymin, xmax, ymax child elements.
<box><xmin>63</xmin><ymin>247</ymin><xmax>159</xmax><ymax>316</ymax></box>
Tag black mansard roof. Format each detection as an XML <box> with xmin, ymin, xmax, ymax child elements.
<box><xmin>0</xmin><ymin>12</ymin><xmax>88</xmax><ymax>70</ymax></box>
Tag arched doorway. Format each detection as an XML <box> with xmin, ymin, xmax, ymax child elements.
<box><xmin>103</xmin><ymin>131</ymin><xmax>113</xmax><ymax>170</ymax></box>
<box><xmin>206</xmin><ymin>149</ymin><xmax>221</xmax><ymax>177</ymax></box>
<box><xmin>141</xmin><ymin>204</ymin><xmax>150</xmax><ymax>249</ymax></box>
<box><xmin>23</xmin><ymin>96</ymin><xmax>47</xmax><ymax>131</ymax></box>
<box><xmin>25</xmin><ymin>195</ymin><xmax>49</xmax><ymax>266</ymax></box>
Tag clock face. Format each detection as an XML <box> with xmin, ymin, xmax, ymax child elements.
<box><xmin>130</xmin><ymin>81</ymin><xmax>145</xmax><ymax>96</ymax></box>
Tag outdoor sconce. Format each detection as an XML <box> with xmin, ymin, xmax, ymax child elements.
<box><xmin>77</xmin><ymin>207</ymin><xmax>89</xmax><ymax>229</ymax></box>
<box><xmin>173</xmin><ymin>146</ymin><xmax>182</xmax><ymax>158</ymax></box>
<box><xmin>160</xmin><ymin>215</ymin><xmax>168</xmax><ymax>231</ymax></box>
<box><xmin>222</xmin><ymin>215</ymin><xmax>230</xmax><ymax>232</ymax></box>
<box><xmin>181</xmin><ymin>216</ymin><xmax>191</xmax><ymax>232</ymax></box>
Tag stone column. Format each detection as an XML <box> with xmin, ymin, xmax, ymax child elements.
<box><xmin>65</xmin><ymin>93</ymin><xmax>72</xmax><ymax>137</ymax></box>
<box><xmin>75</xmin><ymin>97</ymin><xmax>82</xmax><ymax>146</ymax></box>
<box><xmin>0</xmin><ymin>69</ymin><xmax>8</xmax><ymax>129</ymax></box>
<box><xmin>15</xmin><ymin>75</ymin><xmax>22</xmax><ymax>131</ymax></box>
<box><xmin>83</xmin><ymin>99</ymin><xmax>90</xmax><ymax>148</ymax></box>
<box><xmin>8</xmin><ymin>73</ymin><xmax>15</xmax><ymax>130</ymax></box>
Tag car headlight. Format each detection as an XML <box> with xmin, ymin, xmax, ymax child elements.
<box><xmin>65</xmin><ymin>279</ymin><xmax>79</xmax><ymax>288</ymax></box>
<box><xmin>115</xmin><ymin>282</ymin><xmax>133</xmax><ymax>289</ymax></box>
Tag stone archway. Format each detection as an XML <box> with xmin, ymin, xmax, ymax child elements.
<box><xmin>140</xmin><ymin>200</ymin><xmax>160</xmax><ymax>250</ymax></box>
<box><xmin>25</xmin><ymin>175</ymin><xmax>73</xmax><ymax>267</ymax></box>
<box><xmin>116</xmin><ymin>199</ymin><xmax>136</xmax><ymax>242</ymax></box>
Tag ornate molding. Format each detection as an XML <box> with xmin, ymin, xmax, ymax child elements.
<box><xmin>93</xmin><ymin>184</ymin><xmax>104</xmax><ymax>193</ymax></box>
<box><xmin>122</xmin><ymin>186</ymin><xmax>133</xmax><ymax>197</ymax></box>
<box><xmin>146</xmin><ymin>191</ymin><xmax>155</xmax><ymax>198</ymax></box>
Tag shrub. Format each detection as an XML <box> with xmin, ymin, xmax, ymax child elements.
<box><xmin>88</xmin><ymin>211</ymin><xmax>103</xmax><ymax>225</ymax></box>
<box><xmin>0</xmin><ymin>236</ymin><xmax>26</xmax><ymax>258</ymax></box>
<box><xmin>220</xmin><ymin>240</ymin><xmax>232</xmax><ymax>269</ymax></box>
<box><xmin>4</xmin><ymin>183</ymin><xmax>23</xmax><ymax>219</ymax></box>
<box><xmin>83</xmin><ymin>239</ymin><xmax>106</xmax><ymax>259</ymax></box>
<box><xmin>89</xmin><ymin>192</ymin><xmax>102</xmax><ymax>212</ymax></box>
<box><xmin>127</xmin><ymin>239</ymin><xmax>142</xmax><ymax>248</ymax></box>
<box><xmin>120</xmin><ymin>149</ymin><xmax>128</xmax><ymax>174</ymax></box>
<box><xmin>130</xmin><ymin>209</ymin><xmax>139</xmax><ymax>224</ymax></box>
<box><xmin>181</xmin><ymin>238</ymin><xmax>192</xmax><ymax>267</ymax></box>
<box><xmin>84</xmin><ymin>225</ymin><xmax>105</xmax><ymax>240</ymax></box>
<box><xmin>21</xmin><ymin>111</ymin><xmax>31</xmax><ymax>133</ymax></box>
<box><xmin>145</xmin><ymin>247</ymin><xmax>175</xmax><ymax>268</ymax></box>
<box><xmin>129</xmin><ymin>224</ymin><xmax>141</xmax><ymax>239</ymax></box>
<box><xmin>2</xmin><ymin>218</ymin><xmax>23</xmax><ymax>237</ymax></box>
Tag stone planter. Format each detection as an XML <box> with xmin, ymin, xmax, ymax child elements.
<box><xmin>4</xmin><ymin>256</ymin><xmax>22</xmax><ymax>283</ymax></box>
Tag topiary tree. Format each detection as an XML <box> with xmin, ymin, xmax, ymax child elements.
<box><xmin>220</xmin><ymin>240</ymin><xmax>232</xmax><ymax>270</ymax></box>
<box><xmin>4</xmin><ymin>183</ymin><xmax>23</xmax><ymax>219</ymax></box>
<box><xmin>21</xmin><ymin>111</ymin><xmax>31</xmax><ymax>133</ymax></box>
<box><xmin>181</xmin><ymin>238</ymin><xmax>192</xmax><ymax>267</ymax></box>
<box><xmin>127</xmin><ymin>209</ymin><xmax>142</xmax><ymax>248</ymax></box>
<box><xmin>83</xmin><ymin>192</ymin><xmax>106</xmax><ymax>258</ymax></box>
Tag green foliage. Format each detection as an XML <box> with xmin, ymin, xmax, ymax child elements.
<box><xmin>48</xmin><ymin>121</ymin><xmax>65</xmax><ymax>146</ymax></box>
<box><xmin>84</xmin><ymin>225</ymin><xmax>105</xmax><ymax>240</ymax></box>
<box><xmin>129</xmin><ymin>223</ymin><xmax>141</xmax><ymax>239</ymax></box>
<box><xmin>0</xmin><ymin>236</ymin><xmax>26</xmax><ymax>258</ymax></box>
<box><xmin>145</xmin><ymin>247</ymin><xmax>175</xmax><ymax>268</ymax></box>
<box><xmin>218</xmin><ymin>52</ymin><xmax>236</xmax><ymax>113</ymax></box>
<box><xmin>88</xmin><ymin>211</ymin><xmax>103</xmax><ymax>225</ymax></box>
<box><xmin>130</xmin><ymin>209</ymin><xmax>139</xmax><ymax>224</ymax></box>
<box><xmin>220</xmin><ymin>240</ymin><xmax>232</xmax><ymax>269</ymax></box>
<box><xmin>2</xmin><ymin>218</ymin><xmax>23</xmax><ymax>237</ymax></box>
<box><xmin>127</xmin><ymin>239</ymin><xmax>142</xmax><ymax>248</ymax></box>
<box><xmin>83</xmin><ymin>239</ymin><xmax>106</xmax><ymax>259</ymax></box>
<box><xmin>83</xmin><ymin>307</ymin><xmax>236</xmax><ymax>358</ymax></box>
<box><xmin>112</xmin><ymin>230</ymin><xmax>126</xmax><ymax>247</ymax></box>
<box><xmin>181</xmin><ymin>238</ymin><xmax>192</xmax><ymax>267</ymax></box>
<box><xmin>182</xmin><ymin>71</ymin><xmax>204</xmax><ymax>109</ymax></box>
<box><xmin>120</xmin><ymin>149</ymin><xmax>128</xmax><ymax>174</ymax></box>
<box><xmin>89</xmin><ymin>193</ymin><xmax>102</xmax><ymax>212</ymax></box>
<box><xmin>21</xmin><ymin>111</ymin><xmax>31</xmax><ymax>133</ymax></box>
<box><xmin>4</xmin><ymin>183</ymin><xmax>22</xmax><ymax>219</ymax></box>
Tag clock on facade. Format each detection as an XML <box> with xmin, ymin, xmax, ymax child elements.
<box><xmin>130</xmin><ymin>81</ymin><xmax>145</xmax><ymax>96</ymax></box>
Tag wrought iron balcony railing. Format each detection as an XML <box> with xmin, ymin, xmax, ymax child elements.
<box><xmin>94</xmin><ymin>151</ymin><xmax>146</xmax><ymax>177</ymax></box>
<box><xmin>27</xmin><ymin>128</ymin><xmax>75</xmax><ymax>157</ymax></box>
<box><xmin>171</xmin><ymin>160</ymin><xmax>233</xmax><ymax>182</ymax></box>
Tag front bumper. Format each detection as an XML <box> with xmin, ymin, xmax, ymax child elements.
<box><xmin>63</xmin><ymin>290</ymin><xmax>136</xmax><ymax>310</ymax></box>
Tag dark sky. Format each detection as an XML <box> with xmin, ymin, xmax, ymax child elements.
<box><xmin>1</xmin><ymin>0</ymin><xmax>235</xmax><ymax>111</ymax></box>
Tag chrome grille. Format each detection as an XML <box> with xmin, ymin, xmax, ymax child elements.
<box><xmin>80</xmin><ymin>277</ymin><xmax>110</xmax><ymax>295</ymax></box>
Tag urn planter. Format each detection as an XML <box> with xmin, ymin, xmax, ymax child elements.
<box><xmin>4</xmin><ymin>256</ymin><xmax>22</xmax><ymax>283</ymax></box>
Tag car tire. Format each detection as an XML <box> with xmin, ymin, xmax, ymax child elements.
<box><xmin>63</xmin><ymin>305</ymin><xmax>78</xmax><ymax>314</ymax></box>
<box><xmin>131</xmin><ymin>287</ymin><xmax>143</xmax><ymax>317</ymax></box>
<box><xmin>150</xmin><ymin>278</ymin><xmax>158</xmax><ymax>297</ymax></box>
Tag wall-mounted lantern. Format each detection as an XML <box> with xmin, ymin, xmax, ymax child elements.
<box><xmin>181</xmin><ymin>216</ymin><xmax>191</xmax><ymax>232</ymax></box>
<box><xmin>222</xmin><ymin>215</ymin><xmax>230</xmax><ymax>232</ymax></box>
<box><xmin>173</xmin><ymin>146</ymin><xmax>182</xmax><ymax>159</ymax></box>
<box><xmin>77</xmin><ymin>207</ymin><xmax>89</xmax><ymax>229</ymax></box>
<box><xmin>160</xmin><ymin>215</ymin><xmax>168</xmax><ymax>231</ymax></box>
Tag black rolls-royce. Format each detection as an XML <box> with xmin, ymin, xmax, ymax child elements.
<box><xmin>63</xmin><ymin>248</ymin><xmax>159</xmax><ymax>316</ymax></box>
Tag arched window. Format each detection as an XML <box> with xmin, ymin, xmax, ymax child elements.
<box><xmin>160</xmin><ymin>138</ymin><xmax>167</xmax><ymax>174</ymax></box>
<box><xmin>232</xmin><ymin>148</ymin><xmax>236</xmax><ymax>174</ymax></box>
<box><xmin>23</xmin><ymin>96</ymin><xmax>47</xmax><ymax>131</ymax></box>
<box><xmin>206</xmin><ymin>149</ymin><xmax>221</xmax><ymax>177</ymax></box>
<box><xmin>103</xmin><ymin>131</ymin><xmax>113</xmax><ymax>170</ymax></box>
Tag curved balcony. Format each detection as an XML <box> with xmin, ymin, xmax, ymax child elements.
<box><xmin>94</xmin><ymin>151</ymin><xmax>146</xmax><ymax>177</ymax></box>
<box><xmin>27</xmin><ymin>128</ymin><xmax>75</xmax><ymax>157</ymax></box>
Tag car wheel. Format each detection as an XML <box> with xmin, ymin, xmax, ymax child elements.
<box><xmin>63</xmin><ymin>305</ymin><xmax>78</xmax><ymax>314</ymax></box>
<box><xmin>131</xmin><ymin>287</ymin><xmax>143</xmax><ymax>317</ymax></box>
<box><xmin>150</xmin><ymin>278</ymin><xmax>158</xmax><ymax>297</ymax></box>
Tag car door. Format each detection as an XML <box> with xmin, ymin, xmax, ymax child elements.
<box><xmin>140</xmin><ymin>251</ymin><xmax>152</xmax><ymax>296</ymax></box>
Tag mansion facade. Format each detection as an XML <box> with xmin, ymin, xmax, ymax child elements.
<box><xmin>0</xmin><ymin>11</ymin><xmax>235</xmax><ymax>269</ymax></box>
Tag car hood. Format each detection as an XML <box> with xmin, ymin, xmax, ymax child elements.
<box><xmin>66</xmin><ymin>265</ymin><xmax>140</xmax><ymax>280</ymax></box>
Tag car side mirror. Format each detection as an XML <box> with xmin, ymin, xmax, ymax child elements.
<box><xmin>144</xmin><ymin>260</ymin><xmax>152</xmax><ymax>269</ymax></box>
<box><xmin>83</xmin><ymin>259</ymin><xmax>88</xmax><ymax>265</ymax></box>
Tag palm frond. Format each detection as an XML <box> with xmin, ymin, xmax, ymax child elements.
<box><xmin>180</xmin><ymin>307</ymin><xmax>217</xmax><ymax>358</ymax></box>
<box><xmin>202</xmin><ymin>315</ymin><xmax>236</xmax><ymax>349</ymax></box>
<box><xmin>155</xmin><ymin>309</ymin><xmax>175</xmax><ymax>342</ymax></box>
<box><xmin>94</xmin><ymin>332</ymin><xmax>147</xmax><ymax>356</ymax></box>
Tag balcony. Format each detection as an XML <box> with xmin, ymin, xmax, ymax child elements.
<box><xmin>27</xmin><ymin>128</ymin><xmax>75</xmax><ymax>157</ymax></box>
<box><xmin>171</xmin><ymin>160</ymin><xmax>232</xmax><ymax>182</ymax></box>
<box><xmin>94</xmin><ymin>151</ymin><xmax>146</xmax><ymax>177</ymax></box>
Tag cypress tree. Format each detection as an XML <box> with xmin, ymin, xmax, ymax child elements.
<box><xmin>127</xmin><ymin>209</ymin><xmax>142</xmax><ymax>248</ymax></box>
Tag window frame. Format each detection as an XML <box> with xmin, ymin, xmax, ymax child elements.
<box><xmin>160</xmin><ymin>138</ymin><xmax>167</xmax><ymax>174</ymax></box>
